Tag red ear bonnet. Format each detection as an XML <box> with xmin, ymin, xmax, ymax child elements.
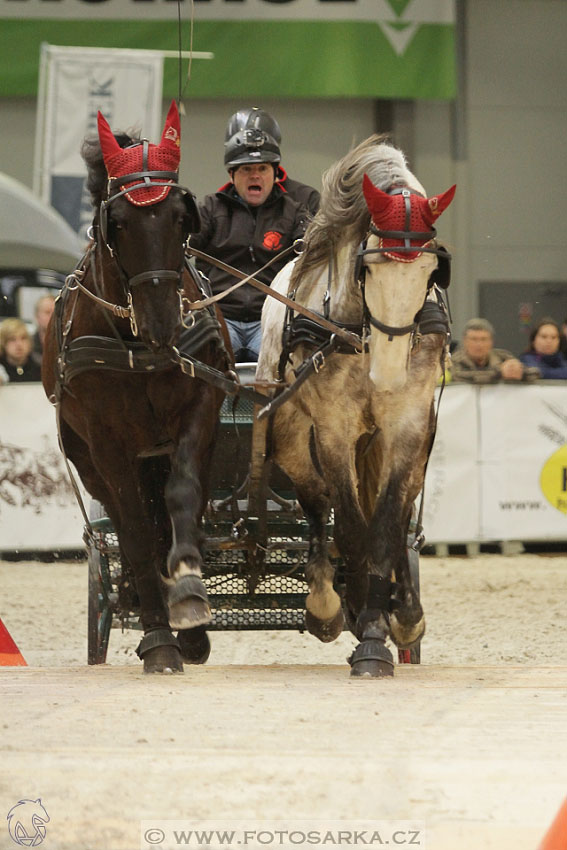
<box><xmin>97</xmin><ymin>100</ymin><xmax>181</xmax><ymax>206</ymax></box>
<box><xmin>362</xmin><ymin>173</ymin><xmax>456</xmax><ymax>261</ymax></box>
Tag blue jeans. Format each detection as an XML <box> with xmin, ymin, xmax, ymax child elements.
<box><xmin>225</xmin><ymin>319</ymin><xmax>262</xmax><ymax>363</ymax></box>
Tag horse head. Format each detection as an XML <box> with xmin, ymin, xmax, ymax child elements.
<box><xmin>96</xmin><ymin>101</ymin><xmax>201</xmax><ymax>352</ymax></box>
<box><xmin>360</xmin><ymin>174</ymin><xmax>456</xmax><ymax>391</ymax></box>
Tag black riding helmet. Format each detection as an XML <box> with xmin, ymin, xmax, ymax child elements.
<box><xmin>224</xmin><ymin>107</ymin><xmax>282</xmax><ymax>169</ymax></box>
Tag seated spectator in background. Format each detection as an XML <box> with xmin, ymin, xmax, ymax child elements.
<box><xmin>450</xmin><ymin>317</ymin><xmax>538</xmax><ymax>383</ymax></box>
<box><xmin>520</xmin><ymin>317</ymin><xmax>567</xmax><ymax>379</ymax></box>
<box><xmin>559</xmin><ymin>317</ymin><xmax>567</xmax><ymax>357</ymax></box>
<box><xmin>0</xmin><ymin>318</ymin><xmax>42</xmax><ymax>383</ymax></box>
<box><xmin>32</xmin><ymin>294</ymin><xmax>56</xmax><ymax>360</ymax></box>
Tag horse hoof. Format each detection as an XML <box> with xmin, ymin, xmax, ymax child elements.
<box><xmin>390</xmin><ymin>613</ymin><xmax>426</xmax><ymax>649</ymax></box>
<box><xmin>136</xmin><ymin>629</ymin><xmax>184</xmax><ymax>674</ymax></box>
<box><xmin>177</xmin><ymin>626</ymin><xmax>211</xmax><ymax>665</ymax></box>
<box><xmin>168</xmin><ymin>575</ymin><xmax>212</xmax><ymax>630</ymax></box>
<box><xmin>305</xmin><ymin>607</ymin><xmax>344</xmax><ymax>643</ymax></box>
<box><xmin>143</xmin><ymin>646</ymin><xmax>184</xmax><ymax>674</ymax></box>
<box><xmin>348</xmin><ymin>640</ymin><xmax>394</xmax><ymax>678</ymax></box>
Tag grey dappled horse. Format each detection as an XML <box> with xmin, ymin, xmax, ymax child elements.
<box><xmin>257</xmin><ymin>135</ymin><xmax>455</xmax><ymax>677</ymax></box>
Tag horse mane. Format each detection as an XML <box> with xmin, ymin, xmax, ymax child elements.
<box><xmin>291</xmin><ymin>134</ymin><xmax>419</xmax><ymax>284</ymax></box>
<box><xmin>81</xmin><ymin>130</ymin><xmax>140</xmax><ymax>209</ymax></box>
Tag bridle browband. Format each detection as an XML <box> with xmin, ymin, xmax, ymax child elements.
<box><xmin>355</xmin><ymin>187</ymin><xmax>452</xmax><ymax>341</ymax></box>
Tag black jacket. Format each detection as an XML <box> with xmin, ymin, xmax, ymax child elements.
<box><xmin>0</xmin><ymin>353</ymin><xmax>42</xmax><ymax>382</ymax></box>
<box><xmin>277</xmin><ymin>167</ymin><xmax>320</xmax><ymax>217</ymax></box>
<box><xmin>190</xmin><ymin>183</ymin><xmax>310</xmax><ymax>322</ymax></box>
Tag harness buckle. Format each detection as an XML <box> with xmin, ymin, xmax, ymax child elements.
<box><xmin>174</xmin><ymin>347</ymin><xmax>195</xmax><ymax>378</ymax></box>
<box><xmin>182</xmin><ymin>310</ymin><xmax>196</xmax><ymax>330</ymax></box>
<box><xmin>411</xmin><ymin>530</ymin><xmax>426</xmax><ymax>552</ymax></box>
<box><xmin>313</xmin><ymin>350</ymin><xmax>325</xmax><ymax>373</ymax></box>
<box><xmin>127</xmin><ymin>292</ymin><xmax>138</xmax><ymax>337</ymax></box>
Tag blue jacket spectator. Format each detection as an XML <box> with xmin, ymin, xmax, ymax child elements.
<box><xmin>519</xmin><ymin>317</ymin><xmax>567</xmax><ymax>379</ymax></box>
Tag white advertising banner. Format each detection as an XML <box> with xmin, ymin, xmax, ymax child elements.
<box><xmin>1</xmin><ymin>382</ymin><xmax>566</xmax><ymax>552</ymax></box>
<box><xmin>422</xmin><ymin>384</ymin><xmax>479</xmax><ymax>544</ymax></box>
<box><xmin>34</xmin><ymin>45</ymin><xmax>164</xmax><ymax>239</ymax></box>
<box><xmin>0</xmin><ymin>384</ymin><xmax>85</xmax><ymax>550</ymax></box>
<box><xmin>479</xmin><ymin>384</ymin><xmax>567</xmax><ymax>541</ymax></box>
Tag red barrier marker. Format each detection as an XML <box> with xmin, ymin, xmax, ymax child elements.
<box><xmin>0</xmin><ymin>617</ymin><xmax>27</xmax><ymax>666</ymax></box>
<box><xmin>539</xmin><ymin>798</ymin><xmax>567</xmax><ymax>850</ymax></box>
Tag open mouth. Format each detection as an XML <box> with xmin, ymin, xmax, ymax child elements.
<box><xmin>247</xmin><ymin>183</ymin><xmax>262</xmax><ymax>196</ymax></box>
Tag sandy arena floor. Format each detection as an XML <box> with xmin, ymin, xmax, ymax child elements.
<box><xmin>1</xmin><ymin>553</ymin><xmax>567</xmax><ymax>850</ymax></box>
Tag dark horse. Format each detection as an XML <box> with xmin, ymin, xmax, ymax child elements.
<box><xmin>42</xmin><ymin>102</ymin><xmax>231</xmax><ymax>673</ymax></box>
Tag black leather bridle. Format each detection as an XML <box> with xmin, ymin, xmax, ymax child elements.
<box><xmin>99</xmin><ymin>139</ymin><xmax>199</xmax><ymax>292</ymax></box>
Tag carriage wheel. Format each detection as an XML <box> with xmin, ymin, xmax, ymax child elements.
<box><xmin>87</xmin><ymin>501</ymin><xmax>114</xmax><ymax>665</ymax></box>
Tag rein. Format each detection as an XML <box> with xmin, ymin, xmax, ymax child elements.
<box><xmin>186</xmin><ymin>244</ymin><xmax>364</xmax><ymax>353</ymax></box>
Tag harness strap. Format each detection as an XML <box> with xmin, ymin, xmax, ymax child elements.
<box><xmin>170</xmin><ymin>348</ymin><xmax>272</xmax><ymax>406</ymax></box>
<box><xmin>257</xmin><ymin>335</ymin><xmax>340</xmax><ymax>421</ymax></box>
<box><xmin>411</xmin><ymin>342</ymin><xmax>449</xmax><ymax>552</ymax></box>
<box><xmin>55</xmin><ymin>399</ymin><xmax>95</xmax><ymax>544</ymax></box>
<box><xmin>184</xmin><ymin>243</ymin><xmax>297</xmax><ymax>309</ymax></box>
<box><xmin>187</xmin><ymin>244</ymin><xmax>363</xmax><ymax>353</ymax></box>
<box><xmin>128</xmin><ymin>269</ymin><xmax>181</xmax><ymax>287</ymax></box>
<box><xmin>367</xmin><ymin>315</ymin><xmax>416</xmax><ymax>339</ymax></box>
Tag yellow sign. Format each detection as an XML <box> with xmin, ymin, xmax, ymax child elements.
<box><xmin>540</xmin><ymin>445</ymin><xmax>567</xmax><ymax>515</ymax></box>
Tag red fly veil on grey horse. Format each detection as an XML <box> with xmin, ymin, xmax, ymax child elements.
<box><xmin>362</xmin><ymin>174</ymin><xmax>456</xmax><ymax>261</ymax></box>
<box><xmin>97</xmin><ymin>100</ymin><xmax>181</xmax><ymax>206</ymax></box>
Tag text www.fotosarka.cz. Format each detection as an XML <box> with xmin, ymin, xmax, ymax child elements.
<box><xmin>140</xmin><ymin>820</ymin><xmax>426</xmax><ymax>849</ymax></box>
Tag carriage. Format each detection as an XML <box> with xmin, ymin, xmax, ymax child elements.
<box><xmin>43</xmin><ymin>103</ymin><xmax>454</xmax><ymax>678</ymax></box>
<box><xmin>86</xmin><ymin>362</ymin><xmax>422</xmax><ymax>668</ymax></box>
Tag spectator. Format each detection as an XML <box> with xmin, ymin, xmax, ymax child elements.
<box><xmin>189</xmin><ymin>108</ymin><xmax>313</xmax><ymax>362</ymax></box>
<box><xmin>520</xmin><ymin>317</ymin><xmax>567</xmax><ymax>379</ymax></box>
<box><xmin>32</xmin><ymin>294</ymin><xmax>56</xmax><ymax>360</ymax></box>
<box><xmin>450</xmin><ymin>317</ymin><xmax>538</xmax><ymax>384</ymax></box>
<box><xmin>0</xmin><ymin>318</ymin><xmax>42</xmax><ymax>383</ymax></box>
<box><xmin>559</xmin><ymin>317</ymin><xmax>567</xmax><ymax>357</ymax></box>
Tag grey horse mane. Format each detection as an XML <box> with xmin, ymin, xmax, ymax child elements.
<box><xmin>291</xmin><ymin>134</ymin><xmax>414</xmax><ymax>285</ymax></box>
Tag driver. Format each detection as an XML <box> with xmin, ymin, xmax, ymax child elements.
<box><xmin>189</xmin><ymin>108</ymin><xmax>316</xmax><ymax>363</ymax></box>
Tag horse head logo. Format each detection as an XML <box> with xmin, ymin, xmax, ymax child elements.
<box><xmin>7</xmin><ymin>799</ymin><xmax>50</xmax><ymax>846</ymax></box>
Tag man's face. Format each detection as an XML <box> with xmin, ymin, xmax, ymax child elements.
<box><xmin>231</xmin><ymin>163</ymin><xmax>275</xmax><ymax>206</ymax></box>
<box><xmin>463</xmin><ymin>329</ymin><xmax>493</xmax><ymax>365</ymax></box>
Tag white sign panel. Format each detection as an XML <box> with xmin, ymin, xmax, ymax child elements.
<box><xmin>422</xmin><ymin>384</ymin><xmax>479</xmax><ymax>544</ymax></box>
<box><xmin>2</xmin><ymin>382</ymin><xmax>567</xmax><ymax>552</ymax></box>
<box><xmin>34</xmin><ymin>45</ymin><xmax>164</xmax><ymax>239</ymax></box>
<box><xmin>0</xmin><ymin>384</ymin><xmax>85</xmax><ymax>550</ymax></box>
<box><xmin>479</xmin><ymin>384</ymin><xmax>567</xmax><ymax>541</ymax></box>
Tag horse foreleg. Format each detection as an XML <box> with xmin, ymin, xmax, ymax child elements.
<box><xmin>299</xmin><ymin>486</ymin><xmax>344</xmax><ymax>642</ymax></box>
<box><xmin>389</xmin><ymin>497</ymin><xmax>426</xmax><ymax>651</ymax></box>
<box><xmin>70</xmin><ymin>429</ymin><xmax>181</xmax><ymax>674</ymax></box>
<box><xmin>365</xmin><ymin>474</ymin><xmax>425</xmax><ymax>656</ymax></box>
<box><xmin>272</xmin><ymin>408</ymin><xmax>343</xmax><ymax>642</ymax></box>
<box><xmin>164</xmin><ymin>388</ymin><xmax>220</xmax><ymax>643</ymax></box>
